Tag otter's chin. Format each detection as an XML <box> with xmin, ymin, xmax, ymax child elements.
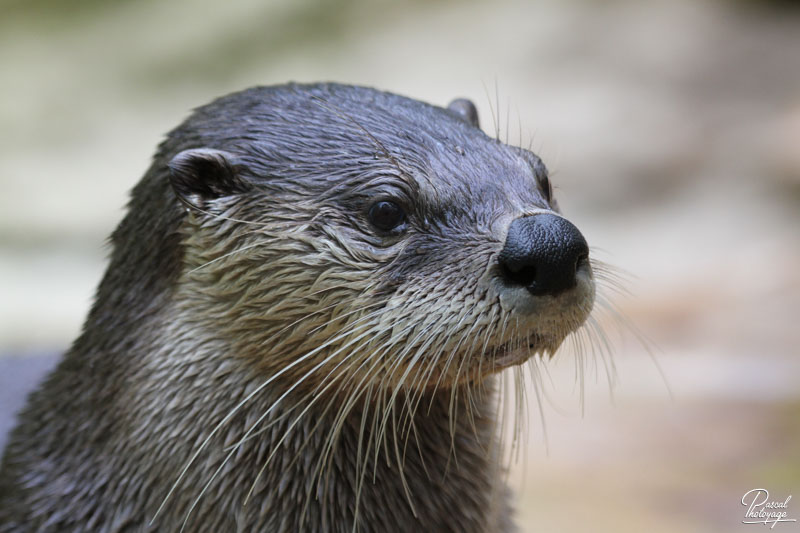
<box><xmin>491</xmin><ymin>334</ymin><xmax>564</xmax><ymax>369</ymax></box>
<box><xmin>424</xmin><ymin>333</ymin><xmax>564</xmax><ymax>388</ymax></box>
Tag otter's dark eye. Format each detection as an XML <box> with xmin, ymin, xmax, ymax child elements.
<box><xmin>368</xmin><ymin>201</ymin><xmax>406</xmax><ymax>232</ymax></box>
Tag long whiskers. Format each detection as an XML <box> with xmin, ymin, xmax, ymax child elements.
<box><xmin>177</xmin><ymin>308</ymin><xmax>393</xmax><ymax>531</ymax></box>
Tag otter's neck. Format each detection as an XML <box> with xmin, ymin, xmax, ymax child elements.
<box><xmin>5</xmin><ymin>300</ymin><xmax>509</xmax><ymax>532</ymax></box>
<box><xmin>135</xmin><ymin>316</ymin><xmax>509</xmax><ymax>532</ymax></box>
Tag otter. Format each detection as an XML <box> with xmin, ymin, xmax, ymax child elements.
<box><xmin>0</xmin><ymin>83</ymin><xmax>595</xmax><ymax>532</ymax></box>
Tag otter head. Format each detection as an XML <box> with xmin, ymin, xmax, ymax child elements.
<box><xmin>163</xmin><ymin>83</ymin><xmax>594</xmax><ymax>394</ymax></box>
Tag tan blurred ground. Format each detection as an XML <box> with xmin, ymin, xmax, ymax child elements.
<box><xmin>1</xmin><ymin>0</ymin><xmax>798</xmax><ymax>531</ymax></box>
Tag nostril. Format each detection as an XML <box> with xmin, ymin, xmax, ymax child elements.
<box><xmin>576</xmin><ymin>252</ymin><xmax>589</xmax><ymax>271</ymax></box>
<box><xmin>500</xmin><ymin>261</ymin><xmax>537</xmax><ymax>287</ymax></box>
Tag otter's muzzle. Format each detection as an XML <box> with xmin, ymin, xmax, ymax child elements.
<box><xmin>497</xmin><ymin>213</ymin><xmax>589</xmax><ymax>297</ymax></box>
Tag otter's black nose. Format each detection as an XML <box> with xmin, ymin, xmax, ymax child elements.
<box><xmin>498</xmin><ymin>214</ymin><xmax>589</xmax><ymax>296</ymax></box>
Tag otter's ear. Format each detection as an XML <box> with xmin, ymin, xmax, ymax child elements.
<box><xmin>168</xmin><ymin>148</ymin><xmax>250</xmax><ymax>209</ymax></box>
<box><xmin>447</xmin><ymin>98</ymin><xmax>480</xmax><ymax>128</ymax></box>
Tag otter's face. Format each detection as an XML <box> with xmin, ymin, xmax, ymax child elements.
<box><xmin>168</xmin><ymin>85</ymin><xmax>594</xmax><ymax>390</ymax></box>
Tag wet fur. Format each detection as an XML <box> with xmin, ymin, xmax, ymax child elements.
<box><xmin>0</xmin><ymin>83</ymin><xmax>593</xmax><ymax>532</ymax></box>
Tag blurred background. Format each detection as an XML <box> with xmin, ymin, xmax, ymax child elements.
<box><xmin>1</xmin><ymin>0</ymin><xmax>798</xmax><ymax>531</ymax></box>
